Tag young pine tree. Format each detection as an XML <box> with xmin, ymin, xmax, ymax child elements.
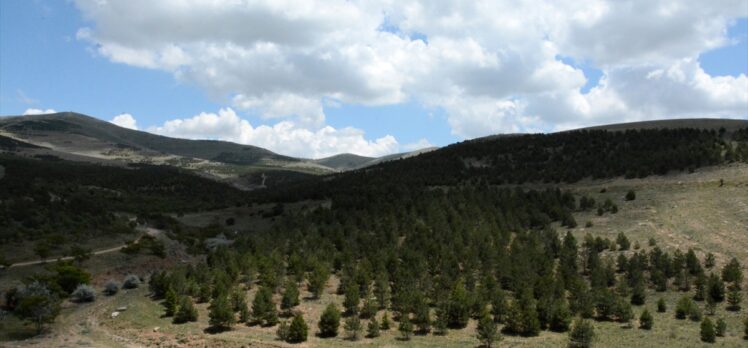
<box><xmin>208</xmin><ymin>296</ymin><xmax>235</xmax><ymax>330</ymax></box>
<box><xmin>727</xmin><ymin>284</ymin><xmax>742</xmax><ymax>311</ymax></box>
<box><xmin>318</xmin><ymin>303</ymin><xmax>341</xmax><ymax>338</ymax></box>
<box><xmin>276</xmin><ymin>320</ymin><xmax>290</xmax><ymax>342</ymax></box>
<box><xmin>367</xmin><ymin>317</ymin><xmax>380</xmax><ymax>338</ymax></box>
<box><xmin>715</xmin><ymin>318</ymin><xmax>726</xmax><ymax>337</ymax></box>
<box><xmin>163</xmin><ymin>287</ymin><xmax>179</xmax><ymax>317</ymax></box>
<box><xmin>398</xmin><ymin>315</ymin><xmax>413</xmax><ymax>341</ymax></box>
<box><xmin>639</xmin><ymin>308</ymin><xmax>653</xmax><ymax>330</ymax></box>
<box><xmin>344</xmin><ymin>316</ymin><xmax>362</xmax><ymax>341</ymax></box>
<box><xmin>173</xmin><ymin>296</ymin><xmax>198</xmax><ymax>323</ymax></box>
<box><xmin>476</xmin><ymin>307</ymin><xmax>501</xmax><ymax>348</ymax></box>
<box><xmin>287</xmin><ymin>313</ymin><xmax>308</xmax><ymax>343</ymax></box>
<box><xmin>657</xmin><ymin>298</ymin><xmax>667</xmax><ymax>313</ymax></box>
<box><xmin>569</xmin><ymin>318</ymin><xmax>595</xmax><ymax>348</ymax></box>
<box><xmin>281</xmin><ymin>280</ymin><xmax>300</xmax><ymax>312</ymax></box>
<box><xmin>380</xmin><ymin>311</ymin><xmax>391</xmax><ymax>330</ymax></box>
<box><xmin>701</xmin><ymin>317</ymin><xmax>716</xmax><ymax>343</ymax></box>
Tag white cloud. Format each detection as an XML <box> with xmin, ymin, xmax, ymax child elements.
<box><xmin>146</xmin><ymin>108</ymin><xmax>399</xmax><ymax>158</ymax></box>
<box><xmin>110</xmin><ymin>113</ymin><xmax>138</xmax><ymax>130</ymax></box>
<box><xmin>74</xmin><ymin>0</ymin><xmax>748</xmax><ymax>139</ymax></box>
<box><xmin>23</xmin><ymin>108</ymin><xmax>56</xmax><ymax>115</ymax></box>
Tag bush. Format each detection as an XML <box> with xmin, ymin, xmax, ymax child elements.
<box><xmin>568</xmin><ymin>318</ymin><xmax>594</xmax><ymax>348</ymax></box>
<box><xmin>276</xmin><ymin>320</ymin><xmax>290</xmax><ymax>341</ymax></box>
<box><xmin>123</xmin><ymin>275</ymin><xmax>140</xmax><ymax>289</ymax></box>
<box><xmin>625</xmin><ymin>190</ymin><xmax>636</xmax><ymax>201</ymax></box>
<box><xmin>657</xmin><ymin>298</ymin><xmax>666</xmax><ymax>313</ymax></box>
<box><xmin>71</xmin><ymin>284</ymin><xmax>96</xmax><ymax>303</ymax></box>
<box><xmin>103</xmin><ymin>280</ymin><xmax>119</xmax><ymax>296</ymax></box>
<box><xmin>715</xmin><ymin>318</ymin><xmax>726</xmax><ymax>337</ymax></box>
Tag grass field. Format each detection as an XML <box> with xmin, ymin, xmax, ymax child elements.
<box><xmin>1</xmin><ymin>164</ymin><xmax>747</xmax><ymax>347</ymax></box>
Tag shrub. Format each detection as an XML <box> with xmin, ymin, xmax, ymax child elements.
<box><xmin>625</xmin><ymin>190</ymin><xmax>636</xmax><ymax>201</ymax></box>
<box><xmin>276</xmin><ymin>320</ymin><xmax>290</xmax><ymax>341</ymax></box>
<box><xmin>344</xmin><ymin>316</ymin><xmax>362</xmax><ymax>341</ymax></box>
<box><xmin>367</xmin><ymin>317</ymin><xmax>380</xmax><ymax>338</ymax></box>
<box><xmin>71</xmin><ymin>284</ymin><xmax>96</xmax><ymax>303</ymax></box>
<box><xmin>657</xmin><ymin>298</ymin><xmax>666</xmax><ymax>313</ymax></box>
<box><xmin>398</xmin><ymin>315</ymin><xmax>413</xmax><ymax>341</ymax></box>
<box><xmin>103</xmin><ymin>280</ymin><xmax>119</xmax><ymax>296</ymax></box>
<box><xmin>715</xmin><ymin>318</ymin><xmax>726</xmax><ymax>337</ymax></box>
<box><xmin>123</xmin><ymin>275</ymin><xmax>140</xmax><ymax>289</ymax></box>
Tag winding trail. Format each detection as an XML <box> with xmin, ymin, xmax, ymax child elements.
<box><xmin>6</xmin><ymin>227</ymin><xmax>160</xmax><ymax>268</ymax></box>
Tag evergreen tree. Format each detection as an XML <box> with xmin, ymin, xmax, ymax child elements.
<box><xmin>675</xmin><ymin>296</ymin><xmax>693</xmax><ymax>320</ymax></box>
<box><xmin>568</xmin><ymin>318</ymin><xmax>595</xmax><ymax>348</ymax></box>
<box><xmin>694</xmin><ymin>273</ymin><xmax>707</xmax><ymax>301</ymax></box>
<box><xmin>727</xmin><ymin>284</ymin><xmax>742</xmax><ymax>311</ymax></box>
<box><xmin>230</xmin><ymin>288</ymin><xmax>247</xmax><ymax>313</ymax></box>
<box><xmin>308</xmin><ymin>263</ymin><xmax>330</xmax><ymax>299</ymax></box>
<box><xmin>173</xmin><ymin>296</ymin><xmax>198</xmax><ymax>323</ymax></box>
<box><xmin>281</xmin><ymin>280</ymin><xmax>300</xmax><ymax>311</ymax></box>
<box><xmin>477</xmin><ymin>307</ymin><xmax>501</xmax><ymax>348</ymax></box>
<box><xmin>252</xmin><ymin>286</ymin><xmax>278</xmax><ymax>326</ymax></box>
<box><xmin>344</xmin><ymin>316</ymin><xmax>362</xmax><ymax>341</ymax></box>
<box><xmin>380</xmin><ymin>311</ymin><xmax>391</xmax><ymax>330</ymax></box>
<box><xmin>163</xmin><ymin>287</ymin><xmax>179</xmax><ymax>317</ymax></box>
<box><xmin>549</xmin><ymin>299</ymin><xmax>572</xmax><ymax>332</ymax></box>
<box><xmin>343</xmin><ymin>284</ymin><xmax>360</xmax><ymax>316</ymax></box>
<box><xmin>433</xmin><ymin>305</ymin><xmax>448</xmax><ymax>335</ymax></box>
<box><xmin>701</xmin><ymin>317</ymin><xmax>716</xmax><ymax>343</ymax></box>
<box><xmin>239</xmin><ymin>304</ymin><xmax>250</xmax><ymax>323</ymax></box>
<box><xmin>615</xmin><ymin>299</ymin><xmax>634</xmax><ymax>327</ymax></box>
<box><xmin>208</xmin><ymin>296</ymin><xmax>235</xmax><ymax>330</ymax></box>
<box><xmin>625</xmin><ymin>190</ymin><xmax>636</xmax><ymax>201</ymax></box>
<box><xmin>318</xmin><ymin>303</ymin><xmax>341</xmax><ymax>337</ymax></box>
<box><xmin>276</xmin><ymin>320</ymin><xmax>290</xmax><ymax>342</ymax></box>
<box><xmin>398</xmin><ymin>315</ymin><xmax>413</xmax><ymax>341</ymax></box>
<box><xmin>447</xmin><ymin>278</ymin><xmax>471</xmax><ymax>328</ymax></box>
<box><xmin>374</xmin><ymin>273</ymin><xmax>391</xmax><ymax>309</ymax></box>
<box><xmin>704</xmin><ymin>253</ymin><xmax>715</xmax><ymax>269</ymax></box>
<box><xmin>413</xmin><ymin>300</ymin><xmax>431</xmax><ymax>334</ymax></box>
<box><xmin>367</xmin><ymin>317</ymin><xmax>380</xmax><ymax>338</ymax></box>
<box><xmin>630</xmin><ymin>281</ymin><xmax>646</xmax><ymax>306</ymax></box>
<box><xmin>715</xmin><ymin>318</ymin><xmax>726</xmax><ymax>337</ymax></box>
<box><xmin>639</xmin><ymin>308</ymin><xmax>653</xmax><ymax>330</ymax></box>
<box><xmin>657</xmin><ymin>298</ymin><xmax>667</xmax><ymax>313</ymax></box>
<box><xmin>491</xmin><ymin>289</ymin><xmax>508</xmax><ymax>323</ymax></box>
<box><xmin>360</xmin><ymin>287</ymin><xmax>377</xmax><ymax>319</ymax></box>
<box><xmin>287</xmin><ymin>313</ymin><xmax>308</xmax><ymax>343</ymax></box>
<box><xmin>722</xmin><ymin>258</ymin><xmax>743</xmax><ymax>288</ymax></box>
<box><xmin>616</xmin><ymin>232</ymin><xmax>630</xmax><ymax>251</ymax></box>
<box><xmin>707</xmin><ymin>273</ymin><xmax>725</xmax><ymax>303</ymax></box>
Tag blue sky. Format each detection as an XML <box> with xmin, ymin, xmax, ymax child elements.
<box><xmin>1</xmin><ymin>1</ymin><xmax>746</xmax><ymax>158</ymax></box>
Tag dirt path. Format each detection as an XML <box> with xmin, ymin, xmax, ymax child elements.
<box><xmin>7</xmin><ymin>228</ymin><xmax>160</xmax><ymax>269</ymax></box>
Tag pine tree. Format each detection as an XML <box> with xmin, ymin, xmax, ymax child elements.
<box><xmin>447</xmin><ymin>278</ymin><xmax>471</xmax><ymax>328</ymax></box>
<box><xmin>374</xmin><ymin>273</ymin><xmax>391</xmax><ymax>309</ymax></box>
<box><xmin>239</xmin><ymin>304</ymin><xmax>250</xmax><ymax>323</ymax></box>
<box><xmin>549</xmin><ymin>299</ymin><xmax>572</xmax><ymax>332</ymax></box>
<box><xmin>318</xmin><ymin>303</ymin><xmax>341</xmax><ymax>338</ymax></box>
<box><xmin>657</xmin><ymin>298</ymin><xmax>667</xmax><ymax>313</ymax></box>
<box><xmin>675</xmin><ymin>296</ymin><xmax>693</xmax><ymax>320</ymax></box>
<box><xmin>276</xmin><ymin>320</ymin><xmax>290</xmax><ymax>341</ymax></box>
<box><xmin>308</xmin><ymin>263</ymin><xmax>330</xmax><ymax>299</ymax></box>
<box><xmin>413</xmin><ymin>300</ymin><xmax>431</xmax><ymax>334</ymax></box>
<box><xmin>173</xmin><ymin>296</ymin><xmax>198</xmax><ymax>323</ymax></box>
<box><xmin>727</xmin><ymin>284</ymin><xmax>742</xmax><ymax>311</ymax></box>
<box><xmin>287</xmin><ymin>313</ymin><xmax>308</xmax><ymax>343</ymax></box>
<box><xmin>477</xmin><ymin>307</ymin><xmax>501</xmax><ymax>348</ymax></box>
<box><xmin>625</xmin><ymin>190</ymin><xmax>636</xmax><ymax>201</ymax></box>
<box><xmin>344</xmin><ymin>316</ymin><xmax>362</xmax><ymax>341</ymax></box>
<box><xmin>230</xmin><ymin>288</ymin><xmax>246</xmax><ymax>313</ymax></box>
<box><xmin>701</xmin><ymin>317</ymin><xmax>716</xmax><ymax>343</ymax></box>
<box><xmin>281</xmin><ymin>280</ymin><xmax>300</xmax><ymax>311</ymax></box>
<box><xmin>252</xmin><ymin>286</ymin><xmax>278</xmax><ymax>326</ymax></box>
<box><xmin>343</xmin><ymin>284</ymin><xmax>360</xmax><ymax>316</ymax></box>
<box><xmin>707</xmin><ymin>273</ymin><xmax>725</xmax><ymax>303</ymax></box>
<box><xmin>163</xmin><ymin>287</ymin><xmax>179</xmax><ymax>317</ymax></box>
<box><xmin>433</xmin><ymin>305</ymin><xmax>448</xmax><ymax>335</ymax></box>
<box><xmin>367</xmin><ymin>317</ymin><xmax>380</xmax><ymax>338</ymax></box>
<box><xmin>639</xmin><ymin>308</ymin><xmax>653</xmax><ymax>330</ymax></box>
<box><xmin>380</xmin><ymin>311</ymin><xmax>391</xmax><ymax>330</ymax></box>
<box><xmin>491</xmin><ymin>290</ymin><xmax>507</xmax><ymax>323</ymax></box>
<box><xmin>568</xmin><ymin>318</ymin><xmax>595</xmax><ymax>348</ymax></box>
<box><xmin>704</xmin><ymin>253</ymin><xmax>715</xmax><ymax>269</ymax></box>
<box><xmin>630</xmin><ymin>281</ymin><xmax>646</xmax><ymax>306</ymax></box>
<box><xmin>722</xmin><ymin>257</ymin><xmax>743</xmax><ymax>288</ymax></box>
<box><xmin>398</xmin><ymin>315</ymin><xmax>413</xmax><ymax>341</ymax></box>
<box><xmin>715</xmin><ymin>318</ymin><xmax>726</xmax><ymax>337</ymax></box>
<box><xmin>615</xmin><ymin>298</ymin><xmax>634</xmax><ymax>327</ymax></box>
<box><xmin>208</xmin><ymin>296</ymin><xmax>235</xmax><ymax>330</ymax></box>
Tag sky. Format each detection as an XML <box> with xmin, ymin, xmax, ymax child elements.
<box><xmin>1</xmin><ymin>1</ymin><xmax>747</xmax><ymax>159</ymax></box>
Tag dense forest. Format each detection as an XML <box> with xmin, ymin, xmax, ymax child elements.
<box><xmin>256</xmin><ymin>127</ymin><xmax>748</xmax><ymax>203</ymax></box>
<box><xmin>0</xmin><ymin>154</ymin><xmax>245</xmax><ymax>243</ymax></box>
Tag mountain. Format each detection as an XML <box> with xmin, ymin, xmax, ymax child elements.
<box><xmin>0</xmin><ymin>112</ymin><xmax>435</xmax><ymax>181</ymax></box>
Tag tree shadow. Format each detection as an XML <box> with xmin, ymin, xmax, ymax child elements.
<box><xmin>203</xmin><ymin>326</ymin><xmax>231</xmax><ymax>335</ymax></box>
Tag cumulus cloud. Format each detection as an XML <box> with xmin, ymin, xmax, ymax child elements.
<box><xmin>23</xmin><ymin>108</ymin><xmax>56</xmax><ymax>115</ymax></box>
<box><xmin>146</xmin><ymin>108</ymin><xmax>399</xmax><ymax>158</ymax></box>
<box><xmin>74</xmin><ymin>0</ymin><xmax>748</xmax><ymax>140</ymax></box>
<box><xmin>110</xmin><ymin>113</ymin><xmax>138</xmax><ymax>130</ymax></box>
